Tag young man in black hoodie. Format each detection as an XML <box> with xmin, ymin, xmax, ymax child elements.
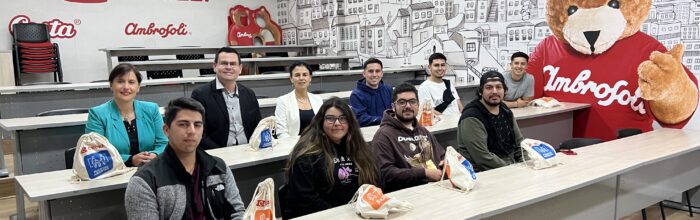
<box><xmin>372</xmin><ymin>83</ymin><xmax>446</xmax><ymax>192</ymax></box>
<box><xmin>457</xmin><ymin>71</ymin><xmax>526</xmax><ymax>172</ymax></box>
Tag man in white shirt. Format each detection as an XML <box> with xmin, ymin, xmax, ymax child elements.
<box><xmin>418</xmin><ymin>53</ymin><xmax>463</xmax><ymax>115</ymax></box>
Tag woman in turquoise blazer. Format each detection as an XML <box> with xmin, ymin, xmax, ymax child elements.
<box><xmin>85</xmin><ymin>64</ymin><xmax>167</xmax><ymax>166</ymax></box>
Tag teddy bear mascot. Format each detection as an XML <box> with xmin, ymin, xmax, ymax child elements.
<box><xmin>526</xmin><ymin>0</ymin><xmax>699</xmax><ymax>141</ymax></box>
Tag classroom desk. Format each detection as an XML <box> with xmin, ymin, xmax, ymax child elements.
<box><xmin>100</xmin><ymin>45</ymin><xmax>318</xmax><ymax>71</ymax></box>
<box><xmin>128</xmin><ymin>56</ymin><xmax>353</xmax><ymax>75</ymax></box>
<box><xmin>301</xmin><ymin>128</ymin><xmax>700</xmax><ymax>220</ymax></box>
<box><xmin>14</xmin><ymin>103</ymin><xmax>588</xmax><ymax>219</ymax></box>
<box><xmin>0</xmin><ymin>66</ymin><xmax>424</xmax><ymax>119</ymax></box>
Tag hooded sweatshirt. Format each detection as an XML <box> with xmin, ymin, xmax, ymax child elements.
<box><xmin>371</xmin><ymin>110</ymin><xmax>446</xmax><ymax>192</ymax></box>
<box><xmin>350</xmin><ymin>78</ymin><xmax>393</xmax><ymax>127</ymax></box>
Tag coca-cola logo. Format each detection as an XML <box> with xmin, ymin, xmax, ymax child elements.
<box><xmin>124</xmin><ymin>22</ymin><xmax>189</xmax><ymax>38</ymax></box>
<box><xmin>8</xmin><ymin>15</ymin><xmax>78</xmax><ymax>38</ymax></box>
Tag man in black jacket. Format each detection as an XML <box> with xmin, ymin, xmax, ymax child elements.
<box><xmin>125</xmin><ymin>97</ymin><xmax>245</xmax><ymax>219</ymax></box>
<box><xmin>191</xmin><ymin>47</ymin><xmax>262</xmax><ymax>149</ymax></box>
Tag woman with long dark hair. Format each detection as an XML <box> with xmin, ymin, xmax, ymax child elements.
<box><xmin>283</xmin><ymin>97</ymin><xmax>380</xmax><ymax>219</ymax></box>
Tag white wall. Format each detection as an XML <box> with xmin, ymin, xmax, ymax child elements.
<box><xmin>1</xmin><ymin>0</ymin><xmax>274</xmax><ymax>83</ymax></box>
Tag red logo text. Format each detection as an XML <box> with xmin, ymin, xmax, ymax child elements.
<box><xmin>124</xmin><ymin>22</ymin><xmax>189</xmax><ymax>38</ymax></box>
<box><xmin>8</xmin><ymin>15</ymin><xmax>78</xmax><ymax>38</ymax></box>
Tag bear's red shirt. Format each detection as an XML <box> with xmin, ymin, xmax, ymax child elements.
<box><xmin>527</xmin><ymin>32</ymin><xmax>697</xmax><ymax>141</ymax></box>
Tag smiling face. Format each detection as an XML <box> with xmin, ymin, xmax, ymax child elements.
<box><xmin>290</xmin><ymin>65</ymin><xmax>312</xmax><ymax>91</ymax></box>
<box><xmin>322</xmin><ymin>107</ymin><xmax>348</xmax><ymax>145</ymax></box>
<box><xmin>164</xmin><ymin>109</ymin><xmax>203</xmax><ymax>155</ymax></box>
<box><xmin>110</xmin><ymin>70</ymin><xmax>140</xmax><ymax>103</ymax></box>
<box><xmin>429</xmin><ymin>58</ymin><xmax>447</xmax><ymax>79</ymax></box>
<box><xmin>214</xmin><ymin>52</ymin><xmax>242</xmax><ymax>84</ymax></box>
<box><xmin>509</xmin><ymin>57</ymin><xmax>528</xmax><ymax>78</ymax></box>
<box><xmin>363</xmin><ymin>63</ymin><xmax>384</xmax><ymax>89</ymax></box>
<box><xmin>392</xmin><ymin>91</ymin><xmax>418</xmax><ymax>123</ymax></box>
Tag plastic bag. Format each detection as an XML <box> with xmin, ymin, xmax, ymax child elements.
<box><xmin>440</xmin><ymin>146</ymin><xmax>477</xmax><ymax>192</ymax></box>
<box><xmin>243</xmin><ymin>178</ymin><xmax>276</xmax><ymax>220</ymax></box>
<box><xmin>249</xmin><ymin>116</ymin><xmax>277</xmax><ymax>151</ymax></box>
<box><xmin>349</xmin><ymin>184</ymin><xmax>413</xmax><ymax>219</ymax></box>
<box><xmin>528</xmin><ymin>97</ymin><xmax>562</xmax><ymax>108</ymax></box>
<box><xmin>72</xmin><ymin>132</ymin><xmax>133</xmax><ymax>181</ymax></box>
<box><xmin>520</xmin><ymin>138</ymin><xmax>560</xmax><ymax>169</ymax></box>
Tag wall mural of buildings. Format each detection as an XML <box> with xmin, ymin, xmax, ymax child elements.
<box><xmin>277</xmin><ymin>0</ymin><xmax>700</xmax><ymax>82</ymax></box>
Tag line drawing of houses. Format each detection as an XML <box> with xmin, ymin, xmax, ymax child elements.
<box><xmin>278</xmin><ymin>0</ymin><xmax>700</xmax><ymax>75</ymax></box>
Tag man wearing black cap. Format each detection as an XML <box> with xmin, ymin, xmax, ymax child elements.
<box><xmin>456</xmin><ymin>71</ymin><xmax>526</xmax><ymax>172</ymax></box>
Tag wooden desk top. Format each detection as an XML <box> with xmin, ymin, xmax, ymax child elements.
<box><xmin>0</xmin><ymin>66</ymin><xmax>423</xmax><ymax>94</ymax></box>
<box><xmin>300</xmin><ymin>128</ymin><xmax>700</xmax><ymax>219</ymax></box>
<box><xmin>14</xmin><ymin>103</ymin><xmax>590</xmax><ymax>202</ymax></box>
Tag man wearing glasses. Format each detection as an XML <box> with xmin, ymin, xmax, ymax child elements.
<box><xmin>457</xmin><ymin>71</ymin><xmax>526</xmax><ymax>172</ymax></box>
<box><xmin>371</xmin><ymin>83</ymin><xmax>446</xmax><ymax>192</ymax></box>
<box><xmin>191</xmin><ymin>47</ymin><xmax>262</xmax><ymax>149</ymax></box>
<box><xmin>418</xmin><ymin>53</ymin><xmax>463</xmax><ymax>115</ymax></box>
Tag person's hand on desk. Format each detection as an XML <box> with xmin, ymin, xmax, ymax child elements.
<box><xmin>425</xmin><ymin>168</ymin><xmax>443</xmax><ymax>182</ymax></box>
<box><xmin>132</xmin><ymin>152</ymin><xmax>157</xmax><ymax>166</ymax></box>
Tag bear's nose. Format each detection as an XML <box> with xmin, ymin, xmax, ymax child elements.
<box><xmin>584</xmin><ymin>31</ymin><xmax>601</xmax><ymax>53</ymax></box>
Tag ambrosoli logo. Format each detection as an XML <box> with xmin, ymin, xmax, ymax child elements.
<box><xmin>8</xmin><ymin>15</ymin><xmax>78</xmax><ymax>38</ymax></box>
<box><xmin>124</xmin><ymin>22</ymin><xmax>189</xmax><ymax>38</ymax></box>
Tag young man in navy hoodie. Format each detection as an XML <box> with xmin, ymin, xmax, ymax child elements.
<box><xmin>350</xmin><ymin>58</ymin><xmax>393</xmax><ymax>127</ymax></box>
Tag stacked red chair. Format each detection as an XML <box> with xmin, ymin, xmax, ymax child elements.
<box><xmin>12</xmin><ymin>23</ymin><xmax>64</xmax><ymax>86</ymax></box>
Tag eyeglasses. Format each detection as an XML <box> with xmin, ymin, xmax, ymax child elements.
<box><xmin>217</xmin><ymin>61</ymin><xmax>240</xmax><ymax>67</ymax></box>
<box><xmin>395</xmin><ymin>99</ymin><xmax>419</xmax><ymax>107</ymax></box>
<box><xmin>324</xmin><ymin>115</ymin><xmax>348</xmax><ymax>124</ymax></box>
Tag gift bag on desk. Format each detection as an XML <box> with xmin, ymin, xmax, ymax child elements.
<box><xmin>72</xmin><ymin>132</ymin><xmax>133</xmax><ymax>181</ymax></box>
<box><xmin>249</xmin><ymin>116</ymin><xmax>277</xmax><ymax>151</ymax></box>
<box><xmin>440</xmin><ymin>146</ymin><xmax>477</xmax><ymax>192</ymax></box>
<box><xmin>520</xmin><ymin>138</ymin><xmax>560</xmax><ymax>170</ymax></box>
<box><xmin>349</xmin><ymin>184</ymin><xmax>413</xmax><ymax>219</ymax></box>
<box><xmin>243</xmin><ymin>178</ymin><xmax>276</xmax><ymax>220</ymax></box>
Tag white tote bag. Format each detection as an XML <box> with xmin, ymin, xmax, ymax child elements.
<box><xmin>72</xmin><ymin>132</ymin><xmax>133</xmax><ymax>181</ymax></box>
<box><xmin>243</xmin><ymin>178</ymin><xmax>276</xmax><ymax>220</ymax></box>
<box><xmin>520</xmin><ymin>138</ymin><xmax>560</xmax><ymax>170</ymax></box>
<box><xmin>440</xmin><ymin>146</ymin><xmax>477</xmax><ymax>192</ymax></box>
<box><xmin>249</xmin><ymin>116</ymin><xmax>277</xmax><ymax>151</ymax></box>
<box><xmin>349</xmin><ymin>184</ymin><xmax>413</xmax><ymax>219</ymax></box>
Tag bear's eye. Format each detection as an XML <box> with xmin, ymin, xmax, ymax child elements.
<box><xmin>608</xmin><ymin>0</ymin><xmax>620</xmax><ymax>9</ymax></box>
<box><xmin>567</xmin><ymin>6</ymin><xmax>578</xmax><ymax>16</ymax></box>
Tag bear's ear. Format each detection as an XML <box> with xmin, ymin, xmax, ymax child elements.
<box><xmin>546</xmin><ymin>0</ymin><xmax>572</xmax><ymax>43</ymax></box>
<box><xmin>619</xmin><ymin>0</ymin><xmax>652</xmax><ymax>39</ymax></box>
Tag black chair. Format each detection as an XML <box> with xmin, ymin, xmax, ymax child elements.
<box><xmin>559</xmin><ymin>138</ymin><xmax>603</xmax><ymax>150</ymax></box>
<box><xmin>310</xmin><ymin>89</ymin><xmax>339</xmax><ymax>94</ymax></box>
<box><xmin>175</xmin><ymin>53</ymin><xmax>214</xmax><ymax>76</ymax></box>
<box><xmin>65</xmin><ymin>147</ymin><xmax>76</xmax><ymax>169</ymax></box>
<box><xmin>36</xmin><ymin>108</ymin><xmax>89</xmax><ymax>117</ymax></box>
<box><xmin>278</xmin><ymin>184</ymin><xmax>287</xmax><ymax>220</ymax></box>
<box><xmin>350</xmin><ymin>66</ymin><xmax>363</xmax><ymax>70</ymax></box>
<box><xmin>256</xmin><ymin>95</ymin><xmax>269</xmax><ymax>99</ymax></box>
<box><xmin>117</xmin><ymin>55</ymin><xmax>148</xmax><ymax>62</ymax></box>
<box><xmin>617</xmin><ymin>128</ymin><xmax>642</xmax><ymax>139</ymax></box>
<box><xmin>404</xmin><ymin>79</ymin><xmax>425</xmax><ymax>86</ymax></box>
<box><xmin>12</xmin><ymin>23</ymin><xmax>64</xmax><ymax>86</ymax></box>
<box><xmin>146</xmin><ymin>70</ymin><xmax>183</xmax><ymax>79</ymax></box>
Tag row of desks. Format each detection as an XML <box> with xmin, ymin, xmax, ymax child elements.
<box><xmin>100</xmin><ymin>45</ymin><xmax>318</xmax><ymax>71</ymax></box>
<box><xmin>0</xmin><ymin>80</ymin><xmax>479</xmax><ymax>175</ymax></box>
<box><xmin>14</xmin><ymin>102</ymin><xmax>590</xmax><ymax>219</ymax></box>
<box><xmin>301</xmin><ymin>128</ymin><xmax>700</xmax><ymax>219</ymax></box>
<box><xmin>0</xmin><ymin>66</ymin><xmax>425</xmax><ymax>119</ymax></box>
<box><xmin>129</xmin><ymin>56</ymin><xmax>353</xmax><ymax>74</ymax></box>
